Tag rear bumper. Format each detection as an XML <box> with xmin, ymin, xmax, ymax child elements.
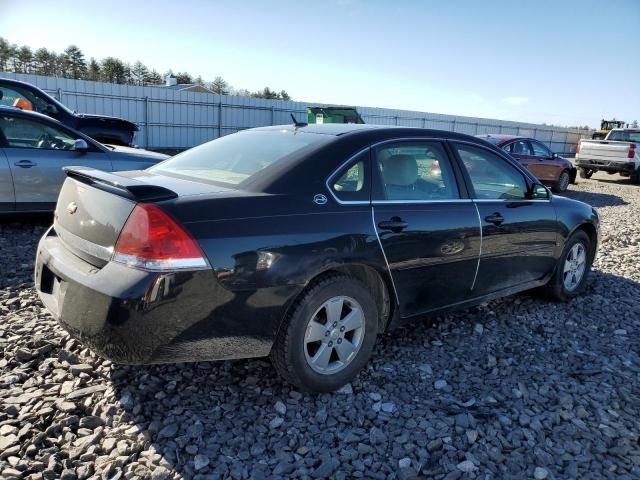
<box><xmin>575</xmin><ymin>158</ymin><xmax>637</xmax><ymax>174</ymax></box>
<box><xmin>35</xmin><ymin>228</ymin><xmax>291</xmax><ymax>364</ymax></box>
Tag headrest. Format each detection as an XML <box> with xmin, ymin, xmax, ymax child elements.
<box><xmin>382</xmin><ymin>154</ymin><xmax>418</xmax><ymax>186</ymax></box>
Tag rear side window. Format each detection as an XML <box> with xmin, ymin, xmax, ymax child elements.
<box><xmin>607</xmin><ymin>131</ymin><xmax>640</xmax><ymax>142</ymax></box>
<box><xmin>454</xmin><ymin>144</ymin><xmax>528</xmax><ymax>200</ymax></box>
<box><xmin>331</xmin><ymin>150</ymin><xmax>370</xmax><ymax>202</ymax></box>
<box><xmin>151</xmin><ymin>130</ymin><xmax>329</xmax><ymax>186</ymax></box>
<box><xmin>374</xmin><ymin>141</ymin><xmax>460</xmax><ymax>201</ymax></box>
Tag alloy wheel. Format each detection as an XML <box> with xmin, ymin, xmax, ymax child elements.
<box><xmin>563</xmin><ymin>242</ymin><xmax>586</xmax><ymax>291</ymax></box>
<box><xmin>303</xmin><ymin>296</ymin><xmax>366</xmax><ymax>374</ymax></box>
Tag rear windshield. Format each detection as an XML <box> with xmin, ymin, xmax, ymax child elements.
<box><xmin>607</xmin><ymin>131</ymin><xmax>640</xmax><ymax>143</ymax></box>
<box><xmin>150</xmin><ymin>130</ymin><xmax>329</xmax><ymax>185</ymax></box>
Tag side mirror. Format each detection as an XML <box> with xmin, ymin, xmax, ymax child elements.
<box><xmin>552</xmin><ymin>153</ymin><xmax>559</xmax><ymax>159</ymax></box>
<box><xmin>73</xmin><ymin>139</ymin><xmax>89</xmax><ymax>151</ymax></box>
<box><xmin>528</xmin><ymin>182</ymin><xmax>550</xmax><ymax>200</ymax></box>
<box><xmin>43</xmin><ymin>104</ymin><xmax>59</xmax><ymax>116</ymax></box>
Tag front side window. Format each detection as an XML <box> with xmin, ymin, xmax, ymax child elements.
<box><xmin>331</xmin><ymin>150</ymin><xmax>370</xmax><ymax>202</ymax></box>
<box><xmin>375</xmin><ymin>141</ymin><xmax>460</xmax><ymax>201</ymax></box>
<box><xmin>455</xmin><ymin>144</ymin><xmax>528</xmax><ymax>200</ymax></box>
<box><xmin>530</xmin><ymin>141</ymin><xmax>552</xmax><ymax>157</ymax></box>
<box><xmin>151</xmin><ymin>130</ymin><xmax>329</xmax><ymax>186</ymax></box>
<box><xmin>0</xmin><ymin>115</ymin><xmax>77</xmax><ymax>150</ymax></box>
<box><xmin>504</xmin><ymin>140</ymin><xmax>532</xmax><ymax>155</ymax></box>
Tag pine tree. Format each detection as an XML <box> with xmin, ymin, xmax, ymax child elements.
<box><xmin>63</xmin><ymin>45</ymin><xmax>87</xmax><ymax>79</ymax></box>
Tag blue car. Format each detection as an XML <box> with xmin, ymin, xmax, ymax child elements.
<box><xmin>0</xmin><ymin>106</ymin><xmax>167</xmax><ymax>213</ymax></box>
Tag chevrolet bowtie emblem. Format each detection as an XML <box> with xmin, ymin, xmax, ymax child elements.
<box><xmin>67</xmin><ymin>202</ymin><xmax>78</xmax><ymax>215</ymax></box>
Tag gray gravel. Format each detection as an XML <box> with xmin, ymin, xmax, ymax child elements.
<box><xmin>1</xmin><ymin>173</ymin><xmax>639</xmax><ymax>479</ymax></box>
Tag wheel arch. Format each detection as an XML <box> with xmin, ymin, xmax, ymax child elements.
<box><xmin>279</xmin><ymin>263</ymin><xmax>397</xmax><ymax>336</ymax></box>
<box><xmin>571</xmin><ymin>222</ymin><xmax>598</xmax><ymax>263</ymax></box>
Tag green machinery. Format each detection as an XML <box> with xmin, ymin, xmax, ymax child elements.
<box><xmin>307</xmin><ymin>106</ymin><xmax>364</xmax><ymax>125</ymax></box>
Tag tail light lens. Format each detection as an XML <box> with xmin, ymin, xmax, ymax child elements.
<box><xmin>576</xmin><ymin>143</ymin><xmax>581</xmax><ymax>154</ymax></box>
<box><xmin>629</xmin><ymin>143</ymin><xmax>636</xmax><ymax>159</ymax></box>
<box><xmin>113</xmin><ymin>203</ymin><xmax>208</xmax><ymax>270</ymax></box>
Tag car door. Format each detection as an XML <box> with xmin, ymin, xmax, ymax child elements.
<box><xmin>0</xmin><ymin>113</ymin><xmax>112</xmax><ymax>211</ymax></box>
<box><xmin>371</xmin><ymin>139</ymin><xmax>481</xmax><ymax>318</ymax></box>
<box><xmin>0</xmin><ymin>144</ymin><xmax>15</xmax><ymax>212</ymax></box>
<box><xmin>529</xmin><ymin>140</ymin><xmax>559</xmax><ymax>182</ymax></box>
<box><xmin>451</xmin><ymin>142</ymin><xmax>558</xmax><ymax>296</ymax></box>
<box><xmin>503</xmin><ymin>139</ymin><xmax>542</xmax><ymax>179</ymax></box>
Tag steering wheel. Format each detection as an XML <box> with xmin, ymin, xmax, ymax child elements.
<box><xmin>36</xmin><ymin>133</ymin><xmax>52</xmax><ymax>149</ymax></box>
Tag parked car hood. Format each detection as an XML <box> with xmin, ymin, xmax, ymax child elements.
<box><xmin>75</xmin><ymin>113</ymin><xmax>139</xmax><ymax>131</ymax></box>
<box><xmin>107</xmin><ymin>145</ymin><xmax>169</xmax><ymax>162</ymax></box>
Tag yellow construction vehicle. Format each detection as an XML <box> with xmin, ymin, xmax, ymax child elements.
<box><xmin>592</xmin><ymin>119</ymin><xmax>627</xmax><ymax>139</ymax></box>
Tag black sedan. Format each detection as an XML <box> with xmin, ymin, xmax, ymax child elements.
<box><xmin>35</xmin><ymin>124</ymin><xmax>600</xmax><ymax>392</ymax></box>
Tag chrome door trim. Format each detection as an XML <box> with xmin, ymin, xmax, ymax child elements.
<box><xmin>470</xmin><ymin>202</ymin><xmax>483</xmax><ymax>291</ymax></box>
<box><xmin>371</xmin><ymin>206</ymin><xmax>400</xmax><ymax>306</ymax></box>
<box><xmin>373</xmin><ymin>199</ymin><xmax>473</xmax><ymax>205</ymax></box>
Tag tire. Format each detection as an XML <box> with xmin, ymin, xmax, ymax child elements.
<box><xmin>630</xmin><ymin>172</ymin><xmax>640</xmax><ymax>185</ymax></box>
<box><xmin>543</xmin><ymin>230</ymin><xmax>592</xmax><ymax>302</ymax></box>
<box><xmin>578</xmin><ymin>167</ymin><xmax>593</xmax><ymax>179</ymax></box>
<box><xmin>271</xmin><ymin>274</ymin><xmax>379</xmax><ymax>392</ymax></box>
<box><xmin>552</xmin><ymin>170</ymin><xmax>571</xmax><ymax>193</ymax></box>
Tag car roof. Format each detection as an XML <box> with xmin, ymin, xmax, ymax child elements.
<box><xmin>253</xmin><ymin>123</ymin><xmax>495</xmax><ymax>144</ymax></box>
<box><xmin>0</xmin><ymin>105</ymin><xmax>60</xmax><ymax>123</ymax></box>
<box><xmin>0</xmin><ymin>77</ymin><xmax>38</xmax><ymax>89</ymax></box>
<box><xmin>252</xmin><ymin>123</ymin><xmax>388</xmax><ymax>136</ymax></box>
<box><xmin>475</xmin><ymin>134</ymin><xmax>524</xmax><ymax>144</ymax></box>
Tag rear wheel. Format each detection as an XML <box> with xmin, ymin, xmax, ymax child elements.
<box><xmin>630</xmin><ymin>171</ymin><xmax>640</xmax><ymax>185</ymax></box>
<box><xmin>271</xmin><ymin>274</ymin><xmax>379</xmax><ymax>392</ymax></box>
<box><xmin>543</xmin><ymin>230</ymin><xmax>592</xmax><ymax>301</ymax></box>
<box><xmin>552</xmin><ymin>170</ymin><xmax>571</xmax><ymax>193</ymax></box>
<box><xmin>578</xmin><ymin>167</ymin><xmax>593</xmax><ymax>179</ymax></box>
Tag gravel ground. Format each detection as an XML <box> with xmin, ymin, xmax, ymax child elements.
<box><xmin>1</xmin><ymin>172</ymin><xmax>639</xmax><ymax>480</ymax></box>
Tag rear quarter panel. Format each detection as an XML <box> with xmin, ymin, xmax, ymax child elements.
<box><xmin>162</xmin><ymin>194</ymin><xmax>388</xmax><ymax>340</ymax></box>
<box><xmin>552</xmin><ymin>195</ymin><xmax>600</xmax><ymax>256</ymax></box>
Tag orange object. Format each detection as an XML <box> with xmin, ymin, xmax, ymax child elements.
<box><xmin>13</xmin><ymin>98</ymin><xmax>33</xmax><ymax>110</ymax></box>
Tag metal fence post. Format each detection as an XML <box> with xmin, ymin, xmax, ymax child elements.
<box><xmin>270</xmin><ymin>106</ymin><xmax>274</xmax><ymax>126</ymax></box>
<box><xmin>218</xmin><ymin>101</ymin><xmax>222</xmax><ymax>138</ymax></box>
<box><xmin>144</xmin><ymin>96</ymin><xmax>149</xmax><ymax>148</ymax></box>
<box><xmin>57</xmin><ymin>87</ymin><xmax>63</xmax><ymax>103</ymax></box>
<box><xmin>451</xmin><ymin>119</ymin><xmax>456</xmax><ymax>132</ymax></box>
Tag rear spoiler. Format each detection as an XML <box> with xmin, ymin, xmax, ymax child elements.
<box><xmin>63</xmin><ymin>167</ymin><xmax>178</xmax><ymax>202</ymax></box>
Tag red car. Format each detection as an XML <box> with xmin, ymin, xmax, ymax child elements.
<box><xmin>476</xmin><ymin>135</ymin><xmax>576</xmax><ymax>193</ymax></box>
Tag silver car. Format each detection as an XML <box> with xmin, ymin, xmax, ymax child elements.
<box><xmin>0</xmin><ymin>106</ymin><xmax>168</xmax><ymax>213</ymax></box>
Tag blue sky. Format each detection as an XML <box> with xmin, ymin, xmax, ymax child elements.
<box><xmin>1</xmin><ymin>0</ymin><xmax>638</xmax><ymax>128</ymax></box>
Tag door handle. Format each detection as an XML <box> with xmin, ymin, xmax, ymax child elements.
<box><xmin>378</xmin><ymin>217</ymin><xmax>408</xmax><ymax>233</ymax></box>
<box><xmin>14</xmin><ymin>160</ymin><xmax>37</xmax><ymax>168</ymax></box>
<box><xmin>484</xmin><ymin>212</ymin><xmax>504</xmax><ymax>226</ymax></box>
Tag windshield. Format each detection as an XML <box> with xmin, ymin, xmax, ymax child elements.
<box><xmin>150</xmin><ymin>130</ymin><xmax>329</xmax><ymax>186</ymax></box>
<box><xmin>607</xmin><ymin>131</ymin><xmax>640</xmax><ymax>143</ymax></box>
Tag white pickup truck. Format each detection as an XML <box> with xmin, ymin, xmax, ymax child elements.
<box><xmin>575</xmin><ymin>128</ymin><xmax>640</xmax><ymax>184</ymax></box>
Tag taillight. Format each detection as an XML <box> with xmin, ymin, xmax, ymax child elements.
<box><xmin>113</xmin><ymin>203</ymin><xmax>208</xmax><ymax>271</ymax></box>
<box><xmin>576</xmin><ymin>143</ymin><xmax>581</xmax><ymax>154</ymax></box>
<box><xmin>629</xmin><ymin>143</ymin><xmax>636</xmax><ymax>159</ymax></box>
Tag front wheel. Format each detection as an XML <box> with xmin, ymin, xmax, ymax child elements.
<box><xmin>543</xmin><ymin>230</ymin><xmax>592</xmax><ymax>301</ymax></box>
<box><xmin>578</xmin><ymin>167</ymin><xmax>593</xmax><ymax>179</ymax></box>
<box><xmin>271</xmin><ymin>274</ymin><xmax>379</xmax><ymax>392</ymax></box>
<box><xmin>552</xmin><ymin>170</ymin><xmax>571</xmax><ymax>193</ymax></box>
